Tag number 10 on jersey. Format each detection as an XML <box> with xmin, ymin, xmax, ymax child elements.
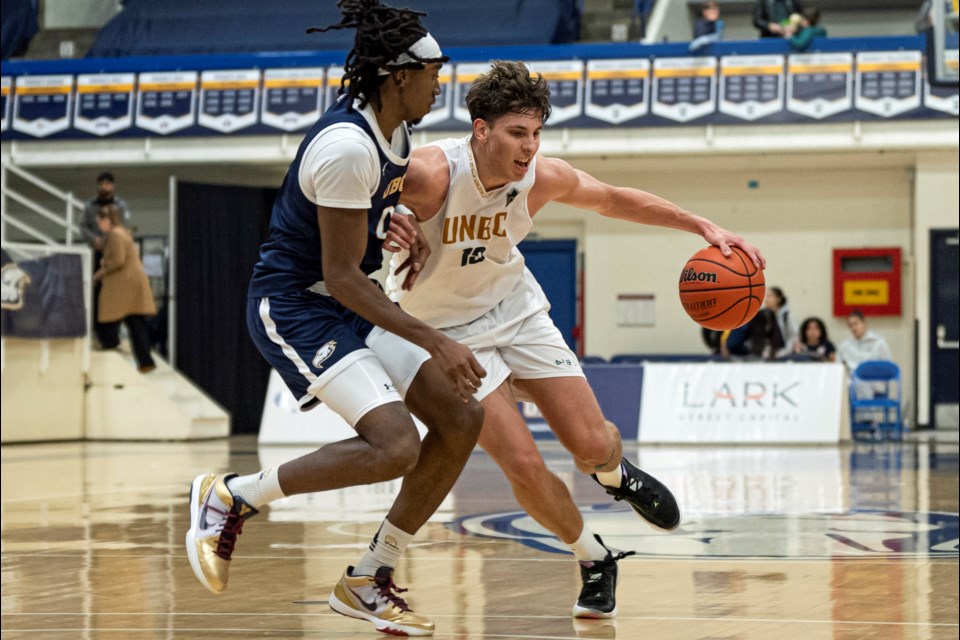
<box><xmin>461</xmin><ymin>247</ymin><xmax>486</xmax><ymax>266</ymax></box>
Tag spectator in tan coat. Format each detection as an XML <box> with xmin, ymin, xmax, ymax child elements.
<box><xmin>93</xmin><ymin>203</ymin><xmax>157</xmax><ymax>373</ymax></box>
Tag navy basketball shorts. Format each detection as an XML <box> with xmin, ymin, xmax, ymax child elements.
<box><xmin>247</xmin><ymin>289</ymin><xmax>430</xmax><ymax>427</ymax></box>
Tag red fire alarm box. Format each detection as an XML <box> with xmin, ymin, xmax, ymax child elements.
<box><xmin>833</xmin><ymin>247</ymin><xmax>902</xmax><ymax>316</ymax></box>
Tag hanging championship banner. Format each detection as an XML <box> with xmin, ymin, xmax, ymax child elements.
<box><xmin>652</xmin><ymin>57</ymin><xmax>717</xmax><ymax>122</ymax></box>
<box><xmin>719</xmin><ymin>55</ymin><xmax>785</xmax><ymax>121</ymax></box>
<box><xmin>135</xmin><ymin>71</ymin><xmax>198</xmax><ymax>135</ymax></box>
<box><xmin>0</xmin><ymin>77</ymin><xmax>10</xmax><ymax>133</ymax></box>
<box><xmin>260</xmin><ymin>68</ymin><xmax>325</xmax><ymax>131</ymax></box>
<box><xmin>452</xmin><ymin>62</ymin><xmax>491</xmax><ymax>124</ymax></box>
<box><xmin>787</xmin><ymin>53</ymin><xmax>853</xmax><ymax>119</ymax></box>
<box><xmin>528</xmin><ymin>60</ymin><xmax>584</xmax><ymax>125</ymax></box>
<box><xmin>12</xmin><ymin>74</ymin><xmax>73</xmax><ymax>138</ymax></box>
<box><xmin>924</xmin><ymin>49</ymin><xmax>959</xmax><ymax>115</ymax></box>
<box><xmin>855</xmin><ymin>51</ymin><xmax>922</xmax><ymax>117</ymax></box>
<box><xmin>324</xmin><ymin>66</ymin><xmax>346</xmax><ymax>115</ymax></box>
<box><xmin>73</xmin><ymin>73</ymin><xmax>135</xmax><ymax>136</ymax></box>
<box><xmin>585</xmin><ymin>59</ymin><xmax>650</xmax><ymax>124</ymax></box>
<box><xmin>419</xmin><ymin>64</ymin><xmax>454</xmax><ymax>127</ymax></box>
<box><xmin>198</xmin><ymin>69</ymin><xmax>260</xmax><ymax>133</ymax></box>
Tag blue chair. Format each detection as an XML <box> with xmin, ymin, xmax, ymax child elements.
<box><xmin>849</xmin><ymin>360</ymin><xmax>902</xmax><ymax>440</ymax></box>
<box><xmin>579</xmin><ymin>355</ymin><xmax>608</xmax><ymax>364</ymax></box>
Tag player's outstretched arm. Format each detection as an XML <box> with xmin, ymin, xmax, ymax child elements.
<box><xmin>533</xmin><ymin>156</ymin><xmax>765</xmax><ymax>270</ymax></box>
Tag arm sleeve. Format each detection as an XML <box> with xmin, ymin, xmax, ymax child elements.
<box><xmin>789</xmin><ymin>28</ymin><xmax>816</xmax><ymax>50</ymax></box>
<box><xmin>114</xmin><ymin>196</ymin><xmax>132</xmax><ymax>224</ymax></box>
<box><xmin>299</xmin><ymin>126</ymin><xmax>379</xmax><ymax>209</ymax></box>
<box><xmin>877</xmin><ymin>339</ymin><xmax>894</xmax><ymax>362</ymax></box>
<box><xmin>753</xmin><ymin>2</ymin><xmax>769</xmax><ymax>31</ymax></box>
<box><xmin>80</xmin><ymin>201</ymin><xmax>98</xmax><ymax>243</ymax></box>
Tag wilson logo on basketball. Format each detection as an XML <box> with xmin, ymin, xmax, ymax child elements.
<box><xmin>679</xmin><ymin>267</ymin><xmax>718</xmax><ymax>284</ymax></box>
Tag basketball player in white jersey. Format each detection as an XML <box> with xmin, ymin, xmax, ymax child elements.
<box><xmin>387</xmin><ymin>60</ymin><xmax>765</xmax><ymax>619</ymax></box>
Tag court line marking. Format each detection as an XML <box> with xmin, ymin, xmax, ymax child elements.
<box><xmin>3</xmin><ymin>613</ymin><xmax>957</xmax><ymax>628</ymax></box>
<box><xmin>2</xmin><ymin>551</ymin><xmax>954</xmax><ymax>565</ymax></box>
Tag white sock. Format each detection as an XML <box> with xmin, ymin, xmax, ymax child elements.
<box><xmin>569</xmin><ymin>526</ymin><xmax>609</xmax><ymax>562</ymax></box>
<box><xmin>354</xmin><ymin>519</ymin><xmax>415</xmax><ymax>576</ymax></box>
<box><xmin>225</xmin><ymin>468</ymin><xmax>286</xmax><ymax>509</ymax></box>
<box><xmin>595</xmin><ymin>461</ymin><xmax>624</xmax><ymax>489</ymax></box>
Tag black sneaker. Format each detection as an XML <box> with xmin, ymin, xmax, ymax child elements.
<box><xmin>572</xmin><ymin>535</ymin><xmax>635</xmax><ymax>619</ymax></box>
<box><xmin>593</xmin><ymin>458</ymin><xmax>681</xmax><ymax>531</ymax></box>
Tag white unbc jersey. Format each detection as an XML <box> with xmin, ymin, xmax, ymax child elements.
<box><xmin>388</xmin><ymin>136</ymin><xmax>538</xmax><ymax>328</ymax></box>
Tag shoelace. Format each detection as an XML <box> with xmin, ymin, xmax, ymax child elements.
<box><xmin>609</xmin><ymin>474</ymin><xmax>660</xmax><ymax>509</ymax></box>
<box><xmin>214</xmin><ymin>509</ymin><xmax>246</xmax><ymax>560</ymax></box>
<box><xmin>582</xmin><ymin>550</ymin><xmax>637</xmax><ymax>584</ymax></box>
<box><xmin>374</xmin><ymin>574</ymin><xmax>412</xmax><ymax>612</ymax></box>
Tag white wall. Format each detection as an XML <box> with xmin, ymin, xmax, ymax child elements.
<box><xmin>20</xmin><ymin>144</ymin><xmax>958</xmax><ymax>427</ymax></box>
<box><xmin>533</xmin><ymin>156</ymin><xmax>921</xmax><ymax>416</ymax></box>
<box><xmin>913</xmin><ymin>151</ymin><xmax>960</xmax><ymax>425</ymax></box>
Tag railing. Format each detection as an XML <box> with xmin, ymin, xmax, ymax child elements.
<box><xmin>0</xmin><ymin>159</ymin><xmax>84</xmax><ymax>246</ymax></box>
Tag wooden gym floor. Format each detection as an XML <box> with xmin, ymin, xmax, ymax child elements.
<box><xmin>1</xmin><ymin>435</ymin><xmax>958</xmax><ymax>639</ymax></box>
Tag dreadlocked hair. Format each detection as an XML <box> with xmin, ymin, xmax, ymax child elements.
<box><xmin>465</xmin><ymin>61</ymin><xmax>552</xmax><ymax>125</ymax></box>
<box><xmin>307</xmin><ymin>0</ymin><xmax>433</xmax><ymax>111</ymax></box>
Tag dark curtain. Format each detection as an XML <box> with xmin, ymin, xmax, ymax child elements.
<box><xmin>176</xmin><ymin>182</ymin><xmax>274</xmax><ymax>434</ymax></box>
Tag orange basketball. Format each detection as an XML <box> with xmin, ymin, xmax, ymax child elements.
<box><xmin>678</xmin><ymin>246</ymin><xmax>765</xmax><ymax>330</ymax></box>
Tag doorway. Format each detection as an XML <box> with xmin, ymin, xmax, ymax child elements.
<box><xmin>930</xmin><ymin>229</ymin><xmax>959</xmax><ymax>429</ymax></box>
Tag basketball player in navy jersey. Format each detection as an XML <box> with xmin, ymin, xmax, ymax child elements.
<box><xmin>184</xmin><ymin>2</ymin><xmax>484</xmax><ymax>636</ymax></box>
<box><xmin>386</xmin><ymin>61</ymin><xmax>765</xmax><ymax>620</ymax></box>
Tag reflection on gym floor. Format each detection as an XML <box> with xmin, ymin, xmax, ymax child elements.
<box><xmin>2</xmin><ymin>436</ymin><xmax>957</xmax><ymax>639</ymax></box>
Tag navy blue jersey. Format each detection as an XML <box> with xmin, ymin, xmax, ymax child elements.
<box><xmin>249</xmin><ymin>98</ymin><xmax>408</xmax><ymax>297</ymax></box>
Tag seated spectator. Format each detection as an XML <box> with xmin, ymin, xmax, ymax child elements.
<box><xmin>786</xmin><ymin>8</ymin><xmax>826</xmax><ymax>51</ymax></box>
<box><xmin>690</xmin><ymin>1</ymin><xmax>725</xmax><ymax>52</ymax></box>
<box><xmin>765</xmin><ymin>286</ymin><xmax>798</xmax><ymax>358</ymax></box>
<box><xmin>93</xmin><ymin>204</ymin><xmax>157</xmax><ymax>373</ymax></box>
<box><xmin>839</xmin><ymin>310</ymin><xmax>895</xmax><ymax>423</ymax></box>
<box><xmin>838</xmin><ymin>310</ymin><xmax>893</xmax><ymax>371</ymax></box>
<box><xmin>753</xmin><ymin>0</ymin><xmax>804</xmax><ymax>38</ymax></box>
<box><xmin>722</xmin><ymin>307</ymin><xmax>784</xmax><ymax>360</ymax></box>
<box><xmin>794</xmin><ymin>316</ymin><xmax>836</xmax><ymax>362</ymax></box>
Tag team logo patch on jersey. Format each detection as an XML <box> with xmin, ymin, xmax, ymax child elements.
<box><xmin>506</xmin><ymin>188</ymin><xmax>519</xmax><ymax>206</ymax></box>
<box><xmin>312</xmin><ymin>341</ymin><xmax>337</xmax><ymax>369</ymax></box>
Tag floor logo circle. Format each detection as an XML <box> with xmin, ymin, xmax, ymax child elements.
<box><xmin>449</xmin><ymin>507</ymin><xmax>959</xmax><ymax>559</ymax></box>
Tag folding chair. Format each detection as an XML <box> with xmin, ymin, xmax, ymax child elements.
<box><xmin>849</xmin><ymin>360</ymin><xmax>902</xmax><ymax>440</ymax></box>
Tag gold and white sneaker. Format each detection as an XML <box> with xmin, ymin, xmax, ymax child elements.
<box><xmin>329</xmin><ymin>566</ymin><xmax>435</xmax><ymax>637</ymax></box>
<box><xmin>185</xmin><ymin>473</ymin><xmax>258</xmax><ymax>594</ymax></box>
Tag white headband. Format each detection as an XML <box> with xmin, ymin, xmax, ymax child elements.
<box><xmin>377</xmin><ymin>33</ymin><xmax>444</xmax><ymax>75</ymax></box>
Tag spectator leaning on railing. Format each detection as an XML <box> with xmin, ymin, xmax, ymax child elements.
<box><xmin>753</xmin><ymin>0</ymin><xmax>804</xmax><ymax>38</ymax></box>
<box><xmin>786</xmin><ymin>8</ymin><xmax>826</xmax><ymax>51</ymax></box>
<box><xmin>690</xmin><ymin>1</ymin><xmax>725</xmax><ymax>52</ymax></box>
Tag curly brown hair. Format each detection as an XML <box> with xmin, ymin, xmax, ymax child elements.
<box><xmin>465</xmin><ymin>60</ymin><xmax>552</xmax><ymax>125</ymax></box>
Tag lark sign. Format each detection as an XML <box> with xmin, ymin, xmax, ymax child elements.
<box><xmin>638</xmin><ymin>362</ymin><xmax>845</xmax><ymax>443</ymax></box>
